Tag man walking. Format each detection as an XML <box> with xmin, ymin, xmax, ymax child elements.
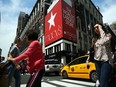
<box><xmin>7</xmin><ymin>38</ymin><xmax>22</xmax><ymax>87</ymax></box>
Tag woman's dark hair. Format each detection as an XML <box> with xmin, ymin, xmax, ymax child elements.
<box><xmin>26</xmin><ymin>30</ymin><xmax>38</xmax><ymax>40</ymax></box>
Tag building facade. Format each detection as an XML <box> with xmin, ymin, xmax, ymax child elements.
<box><xmin>110</xmin><ymin>22</ymin><xmax>116</xmax><ymax>35</ymax></box>
<box><xmin>44</xmin><ymin>0</ymin><xmax>103</xmax><ymax>64</ymax></box>
<box><xmin>16</xmin><ymin>11</ymin><xmax>29</xmax><ymax>38</ymax></box>
<box><xmin>12</xmin><ymin>0</ymin><xmax>103</xmax><ymax>65</ymax></box>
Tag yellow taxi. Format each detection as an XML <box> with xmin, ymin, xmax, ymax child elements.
<box><xmin>60</xmin><ymin>55</ymin><xmax>98</xmax><ymax>82</ymax></box>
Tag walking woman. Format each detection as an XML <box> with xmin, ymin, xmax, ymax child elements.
<box><xmin>92</xmin><ymin>23</ymin><xmax>112</xmax><ymax>87</ymax></box>
<box><xmin>8</xmin><ymin>30</ymin><xmax>45</xmax><ymax>87</ymax></box>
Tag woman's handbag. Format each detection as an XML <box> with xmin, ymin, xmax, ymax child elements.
<box><xmin>0</xmin><ymin>61</ymin><xmax>12</xmax><ymax>87</ymax></box>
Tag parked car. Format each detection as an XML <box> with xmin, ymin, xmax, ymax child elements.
<box><xmin>60</xmin><ymin>55</ymin><xmax>98</xmax><ymax>82</ymax></box>
<box><xmin>45</xmin><ymin>59</ymin><xmax>64</xmax><ymax>75</ymax></box>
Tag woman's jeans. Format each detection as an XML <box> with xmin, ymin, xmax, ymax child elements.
<box><xmin>95</xmin><ymin>60</ymin><xmax>112</xmax><ymax>87</ymax></box>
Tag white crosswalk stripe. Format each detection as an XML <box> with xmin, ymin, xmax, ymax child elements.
<box><xmin>47</xmin><ymin>80</ymin><xmax>85</xmax><ymax>87</ymax></box>
<box><xmin>42</xmin><ymin>82</ymin><xmax>57</xmax><ymax>87</ymax></box>
<box><xmin>62</xmin><ymin>79</ymin><xmax>95</xmax><ymax>86</ymax></box>
<box><xmin>20</xmin><ymin>79</ymin><xmax>95</xmax><ymax>87</ymax></box>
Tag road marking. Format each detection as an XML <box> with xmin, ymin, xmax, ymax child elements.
<box><xmin>20</xmin><ymin>79</ymin><xmax>95</xmax><ymax>87</ymax></box>
<box><xmin>21</xmin><ymin>84</ymin><xmax>26</xmax><ymax>87</ymax></box>
<box><xmin>61</xmin><ymin>79</ymin><xmax>95</xmax><ymax>86</ymax></box>
<box><xmin>47</xmin><ymin>80</ymin><xmax>86</xmax><ymax>87</ymax></box>
<box><xmin>42</xmin><ymin>82</ymin><xmax>57</xmax><ymax>87</ymax></box>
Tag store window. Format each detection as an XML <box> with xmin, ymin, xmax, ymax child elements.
<box><xmin>54</xmin><ymin>44</ymin><xmax>61</xmax><ymax>53</ymax></box>
<box><xmin>72</xmin><ymin>45</ymin><xmax>77</xmax><ymax>53</ymax></box>
<box><xmin>65</xmin><ymin>43</ymin><xmax>71</xmax><ymax>52</ymax></box>
<box><xmin>48</xmin><ymin>47</ymin><xmax>53</xmax><ymax>54</ymax></box>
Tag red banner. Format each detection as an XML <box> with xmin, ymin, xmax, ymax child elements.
<box><xmin>62</xmin><ymin>0</ymin><xmax>77</xmax><ymax>42</ymax></box>
<box><xmin>44</xmin><ymin>0</ymin><xmax>77</xmax><ymax>46</ymax></box>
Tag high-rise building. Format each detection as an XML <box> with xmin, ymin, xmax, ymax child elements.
<box><xmin>16</xmin><ymin>11</ymin><xmax>29</xmax><ymax>38</ymax></box>
<box><xmin>44</xmin><ymin>0</ymin><xmax>103</xmax><ymax>64</ymax></box>
<box><xmin>14</xmin><ymin>0</ymin><xmax>103</xmax><ymax>65</ymax></box>
<box><xmin>110</xmin><ymin>22</ymin><xmax>116</xmax><ymax>35</ymax></box>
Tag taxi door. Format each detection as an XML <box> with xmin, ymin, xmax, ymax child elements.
<box><xmin>68</xmin><ymin>56</ymin><xmax>89</xmax><ymax>78</ymax></box>
<box><xmin>74</xmin><ymin>56</ymin><xmax>92</xmax><ymax>79</ymax></box>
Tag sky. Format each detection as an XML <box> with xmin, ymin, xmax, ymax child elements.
<box><xmin>0</xmin><ymin>0</ymin><xmax>116</xmax><ymax>58</ymax></box>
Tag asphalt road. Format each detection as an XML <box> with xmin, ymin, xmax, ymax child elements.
<box><xmin>11</xmin><ymin>73</ymin><xmax>62</xmax><ymax>86</ymax></box>
<box><xmin>11</xmin><ymin>74</ymin><xmax>116</xmax><ymax>87</ymax></box>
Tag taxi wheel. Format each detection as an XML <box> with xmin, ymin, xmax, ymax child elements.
<box><xmin>90</xmin><ymin>71</ymin><xmax>98</xmax><ymax>82</ymax></box>
<box><xmin>62</xmin><ymin>71</ymin><xmax>68</xmax><ymax>79</ymax></box>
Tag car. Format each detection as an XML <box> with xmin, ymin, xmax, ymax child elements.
<box><xmin>60</xmin><ymin>55</ymin><xmax>98</xmax><ymax>82</ymax></box>
<box><xmin>45</xmin><ymin>59</ymin><xmax>64</xmax><ymax>75</ymax></box>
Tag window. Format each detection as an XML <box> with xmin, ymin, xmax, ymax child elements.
<box><xmin>48</xmin><ymin>47</ymin><xmax>53</xmax><ymax>54</ymax></box>
<box><xmin>65</xmin><ymin>43</ymin><xmax>71</xmax><ymax>51</ymax></box>
<box><xmin>54</xmin><ymin>44</ymin><xmax>61</xmax><ymax>52</ymax></box>
<box><xmin>72</xmin><ymin>45</ymin><xmax>77</xmax><ymax>53</ymax></box>
<box><xmin>45</xmin><ymin>60</ymin><xmax>60</xmax><ymax>64</ymax></box>
<box><xmin>69</xmin><ymin>56</ymin><xmax>88</xmax><ymax>66</ymax></box>
<box><xmin>45</xmin><ymin>49</ymin><xmax>48</xmax><ymax>55</ymax></box>
<box><xmin>79</xmin><ymin>32</ymin><xmax>82</xmax><ymax>40</ymax></box>
<box><xmin>85</xmin><ymin>0</ymin><xmax>87</xmax><ymax>3</ymax></box>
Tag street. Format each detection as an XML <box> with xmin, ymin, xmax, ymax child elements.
<box><xmin>11</xmin><ymin>73</ymin><xmax>95</xmax><ymax>87</ymax></box>
<box><xmin>11</xmin><ymin>74</ymin><xmax>116</xmax><ymax>87</ymax></box>
<box><xmin>0</xmin><ymin>0</ymin><xmax>116</xmax><ymax>87</ymax></box>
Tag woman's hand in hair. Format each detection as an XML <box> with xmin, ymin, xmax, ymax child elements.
<box><xmin>94</xmin><ymin>24</ymin><xmax>102</xmax><ymax>34</ymax></box>
<box><xmin>94</xmin><ymin>24</ymin><xmax>102</xmax><ymax>29</ymax></box>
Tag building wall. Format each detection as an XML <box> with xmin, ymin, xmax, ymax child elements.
<box><xmin>13</xmin><ymin>0</ymin><xmax>103</xmax><ymax>65</ymax></box>
<box><xmin>17</xmin><ymin>0</ymin><xmax>45</xmax><ymax>53</ymax></box>
<box><xmin>110</xmin><ymin>23</ymin><xmax>116</xmax><ymax>35</ymax></box>
<box><xmin>44</xmin><ymin>0</ymin><xmax>103</xmax><ymax>64</ymax></box>
<box><xmin>17</xmin><ymin>11</ymin><xmax>29</xmax><ymax>38</ymax></box>
<box><xmin>75</xmin><ymin>0</ymin><xmax>103</xmax><ymax>55</ymax></box>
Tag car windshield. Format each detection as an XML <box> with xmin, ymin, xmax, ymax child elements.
<box><xmin>45</xmin><ymin>61</ymin><xmax>60</xmax><ymax>64</ymax></box>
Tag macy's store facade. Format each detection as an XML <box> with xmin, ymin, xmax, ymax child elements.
<box><xmin>44</xmin><ymin>0</ymin><xmax>78</xmax><ymax>65</ymax></box>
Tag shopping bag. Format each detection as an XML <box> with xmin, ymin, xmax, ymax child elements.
<box><xmin>0</xmin><ymin>75</ymin><xmax>8</xmax><ymax>87</ymax></box>
<box><xmin>0</xmin><ymin>61</ymin><xmax>13</xmax><ymax>87</ymax></box>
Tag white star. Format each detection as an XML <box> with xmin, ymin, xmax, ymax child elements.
<box><xmin>48</xmin><ymin>12</ymin><xmax>57</xmax><ymax>30</ymax></box>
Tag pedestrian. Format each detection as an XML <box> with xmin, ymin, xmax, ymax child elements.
<box><xmin>8</xmin><ymin>30</ymin><xmax>45</xmax><ymax>87</ymax></box>
<box><xmin>0</xmin><ymin>56</ymin><xmax>4</xmax><ymax>63</ymax></box>
<box><xmin>7</xmin><ymin>38</ymin><xmax>22</xmax><ymax>87</ymax></box>
<box><xmin>1</xmin><ymin>57</ymin><xmax>5</xmax><ymax>62</ymax></box>
<box><xmin>90</xmin><ymin>23</ymin><xmax>112</xmax><ymax>87</ymax></box>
